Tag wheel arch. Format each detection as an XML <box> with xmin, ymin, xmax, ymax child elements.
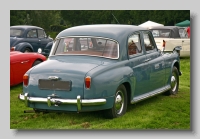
<box><xmin>122</xmin><ymin>82</ymin><xmax>132</xmax><ymax>105</ymax></box>
<box><xmin>14</xmin><ymin>42</ymin><xmax>34</xmax><ymax>52</ymax></box>
<box><xmin>45</xmin><ymin>41</ymin><xmax>53</xmax><ymax>49</ymax></box>
<box><xmin>172</xmin><ymin>60</ymin><xmax>181</xmax><ymax>76</ymax></box>
<box><xmin>35</xmin><ymin>58</ymin><xmax>44</xmax><ymax>62</ymax></box>
<box><xmin>32</xmin><ymin>58</ymin><xmax>44</xmax><ymax>67</ymax></box>
<box><xmin>165</xmin><ymin>59</ymin><xmax>181</xmax><ymax>94</ymax></box>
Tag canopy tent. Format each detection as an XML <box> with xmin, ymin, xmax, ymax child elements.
<box><xmin>175</xmin><ymin>20</ymin><xmax>190</xmax><ymax>27</ymax></box>
<box><xmin>138</xmin><ymin>20</ymin><xmax>164</xmax><ymax>29</ymax></box>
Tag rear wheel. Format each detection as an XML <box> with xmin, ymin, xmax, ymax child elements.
<box><xmin>32</xmin><ymin>60</ymin><xmax>42</xmax><ymax>67</ymax></box>
<box><xmin>104</xmin><ymin>84</ymin><xmax>127</xmax><ymax>119</ymax></box>
<box><xmin>24</xmin><ymin>47</ymin><xmax>32</xmax><ymax>53</ymax></box>
<box><xmin>165</xmin><ymin>66</ymin><xmax>179</xmax><ymax>95</ymax></box>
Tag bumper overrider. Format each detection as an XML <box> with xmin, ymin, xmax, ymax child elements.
<box><xmin>18</xmin><ymin>93</ymin><xmax>106</xmax><ymax>112</ymax></box>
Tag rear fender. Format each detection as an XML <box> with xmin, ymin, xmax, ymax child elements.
<box><xmin>84</xmin><ymin>66</ymin><xmax>133</xmax><ymax>109</ymax></box>
<box><xmin>168</xmin><ymin>59</ymin><xmax>181</xmax><ymax>85</ymax></box>
<box><xmin>84</xmin><ymin>66</ymin><xmax>133</xmax><ymax>99</ymax></box>
<box><xmin>14</xmin><ymin>42</ymin><xmax>33</xmax><ymax>52</ymax></box>
<box><xmin>40</xmin><ymin>41</ymin><xmax>53</xmax><ymax>56</ymax></box>
<box><xmin>45</xmin><ymin>41</ymin><xmax>53</xmax><ymax>49</ymax></box>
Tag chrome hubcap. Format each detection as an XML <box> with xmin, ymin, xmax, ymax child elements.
<box><xmin>171</xmin><ymin>74</ymin><xmax>177</xmax><ymax>92</ymax></box>
<box><xmin>115</xmin><ymin>91</ymin><xmax>124</xmax><ymax>114</ymax></box>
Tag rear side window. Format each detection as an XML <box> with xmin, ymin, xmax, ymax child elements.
<box><xmin>27</xmin><ymin>29</ymin><xmax>37</xmax><ymax>38</ymax></box>
<box><xmin>151</xmin><ymin>29</ymin><xmax>171</xmax><ymax>38</ymax></box>
<box><xmin>128</xmin><ymin>33</ymin><xmax>142</xmax><ymax>56</ymax></box>
<box><xmin>142</xmin><ymin>31</ymin><xmax>155</xmax><ymax>51</ymax></box>
<box><xmin>179</xmin><ymin>28</ymin><xmax>188</xmax><ymax>38</ymax></box>
<box><xmin>38</xmin><ymin>29</ymin><xmax>46</xmax><ymax>38</ymax></box>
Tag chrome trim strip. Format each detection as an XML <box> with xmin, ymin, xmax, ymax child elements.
<box><xmin>131</xmin><ymin>85</ymin><xmax>171</xmax><ymax>104</ymax></box>
<box><xmin>57</xmin><ymin>36</ymin><xmax>118</xmax><ymax>43</ymax></box>
<box><xmin>19</xmin><ymin>94</ymin><xmax>106</xmax><ymax>112</ymax></box>
<box><xmin>55</xmin><ymin>54</ymin><xmax>119</xmax><ymax>60</ymax></box>
<box><xmin>48</xmin><ymin>76</ymin><xmax>60</xmax><ymax>80</ymax></box>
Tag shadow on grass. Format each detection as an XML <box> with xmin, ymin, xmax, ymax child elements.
<box><xmin>10</xmin><ymin>83</ymin><xmax>23</xmax><ymax>90</ymax></box>
<box><xmin>126</xmin><ymin>93</ymin><xmax>165</xmax><ymax>112</ymax></box>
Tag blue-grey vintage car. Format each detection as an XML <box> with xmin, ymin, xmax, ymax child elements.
<box><xmin>10</xmin><ymin>25</ymin><xmax>53</xmax><ymax>56</ymax></box>
<box><xmin>18</xmin><ymin>24</ymin><xmax>182</xmax><ymax>118</ymax></box>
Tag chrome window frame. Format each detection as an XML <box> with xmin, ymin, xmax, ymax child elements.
<box><xmin>50</xmin><ymin>36</ymin><xmax>120</xmax><ymax>60</ymax></box>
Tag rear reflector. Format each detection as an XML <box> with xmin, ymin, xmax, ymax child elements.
<box><xmin>85</xmin><ymin>76</ymin><xmax>91</xmax><ymax>89</ymax></box>
<box><xmin>23</xmin><ymin>74</ymin><xmax>29</xmax><ymax>86</ymax></box>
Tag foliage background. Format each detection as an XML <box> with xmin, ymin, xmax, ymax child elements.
<box><xmin>10</xmin><ymin>10</ymin><xmax>190</xmax><ymax>39</ymax></box>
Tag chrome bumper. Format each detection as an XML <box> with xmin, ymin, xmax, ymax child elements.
<box><xmin>19</xmin><ymin>93</ymin><xmax>106</xmax><ymax>112</ymax></box>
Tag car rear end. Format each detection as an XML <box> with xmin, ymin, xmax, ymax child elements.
<box><xmin>19</xmin><ymin>36</ymin><xmax>119</xmax><ymax>113</ymax></box>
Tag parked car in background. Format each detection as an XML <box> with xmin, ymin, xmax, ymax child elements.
<box><xmin>19</xmin><ymin>24</ymin><xmax>182</xmax><ymax>119</ymax></box>
<box><xmin>150</xmin><ymin>26</ymin><xmax>190</xmax><ymax>57</ymax></box>
<box><xmin>177</xmin><ymin>27</ymin><xmax>188</xmax><ymax>38</ymax></box>
<box><xmin>10</xmin><ymin>25</ymin><xmax>54</xmax><ymax>56</ymax></box>
<box><xmin>10</xmin><ymin>51</ymin><xmax>46</xmax><ymax>86</ymax></box>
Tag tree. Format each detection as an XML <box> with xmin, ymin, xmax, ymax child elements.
<box><xmin>27</xmin><ymin>10</ymin><xmax>61</xmax><ymax>32</ymax></box>
<box><xmin>10</xmin><ymin>10</ymin><xmax>27</xmax><ymax>26</ymax></box>
<box><xmin>10</xmin><ymin>10</ymin><xmax>190</xmax><ymax>31</ymax></box>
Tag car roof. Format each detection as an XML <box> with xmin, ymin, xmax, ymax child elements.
<box><xmin>56</xmin><ymin>24</ymin><xmax>147</xmax><ymax>41</ymax></box>
<box><xmin>149</xmin><ymin>26</ymin><xmax>179</xmax><ymax>30</ymax></box>
<box><xmin>10</xmin><ymin>25</ymin><xmax>43</xmax><ymax>30</ymax></box>
<box><xmin>149</xmin><ymin>26</ymin><xmax>180</xmax><ymax>38</ymax></box>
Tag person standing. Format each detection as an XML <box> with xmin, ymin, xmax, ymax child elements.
<box><xmin>186</xmin><ymin>26</ymin><xmax>190</xmax><ymax>38</ymax></box>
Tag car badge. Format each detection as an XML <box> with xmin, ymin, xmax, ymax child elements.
<box><xmin>48</xmin><ymin>76</ymin><xmax>60</xmax><ymax>80</ymax></box>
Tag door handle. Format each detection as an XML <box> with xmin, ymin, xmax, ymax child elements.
<box><xmin>21</xmin><ymin>60</ymin><xmax>29</xmax><ymax>64</ymax></box>
<box><xmin>144</xmin><ymin>58</ymin><xmax>151</xmax><ymax>62</ymax></box>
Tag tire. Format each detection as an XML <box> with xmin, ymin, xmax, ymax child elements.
<box><xmin>24</xmin><ymin>48</ymin><xmax>31</xmax><ymax>53</ymax></box>
<box><xmin>32</xmin><ymin>60</ymin><xmax>42</xmax><ymax>67</ymax></box>
<box><xmin>104</xmin><ymin>84</ymin><xmax>127</xmax><ymax>119</ymax></box>
<box><xmin>165</xmin><ymin>66</ymin><xmax>179</xmax><ymax>95</ymax></box>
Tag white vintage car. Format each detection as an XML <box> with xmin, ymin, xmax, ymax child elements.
<box><xmin>150</xmin><ymin>26</ymin><xmax>190</xmax><ymax>57</ymax></box>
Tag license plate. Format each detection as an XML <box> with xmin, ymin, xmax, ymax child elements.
<box><xmin>38</xmin><ymin>79</ymin><xmax>71</xmax><ymax>91</ymax></box>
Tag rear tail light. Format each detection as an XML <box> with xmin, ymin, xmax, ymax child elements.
<box><xmin>162</xmin><ymin>40</ymin><xmax>166</xmax><ymax>47</ymax></box>
<box><xmin>23</xmin><ymin>74</ymin><xmax>29</xmax><ymax>86</ymax></box>
<box><xmin>10</xmin><ymin>47</ymin><xmax>15</xmax><ymax>51</ymax></box>
<box><xmin>85</xmin><ymin>76</ymin><xmax>91</xmax><ymax>89</ymax></box>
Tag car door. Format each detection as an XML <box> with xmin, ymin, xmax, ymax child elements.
<box><xmin>128</xmin><ymin>32</ymin><xmax>150</xmax><ymax>97</ymax></box>
<box><xmin>10</xmin><ymin>64</ymin><xmax>15</xmax><ymax>86</ymax></box>
<box><xmin>141</xmin><ymin>31</ymin><xmax>165</xmax><ymax>92</ymax></box>
<box><xmin>181</xmin><ymin>38</ymin><xmax>190</xmax><ymax>56</ymax></box>
<box><xmin>37</xmin><ymin>29</ymin><xmax>50</xmax><ymax>52</ymax></box>
<box><xmin>26</xmin><ymin>29</ymin><xmax>40</xmax><ymax>52</ymax></box>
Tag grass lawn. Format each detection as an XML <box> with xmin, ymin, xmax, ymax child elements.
<box><xmin>10</xmin><ymin>57</ymin><xmax>190</xmax><ymax>129</ymax></box>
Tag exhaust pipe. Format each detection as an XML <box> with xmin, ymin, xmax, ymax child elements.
<box><xmin>24</xmin><ymin>110</ymin><xmax>35</xmax><ymax>113</ymax></box>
